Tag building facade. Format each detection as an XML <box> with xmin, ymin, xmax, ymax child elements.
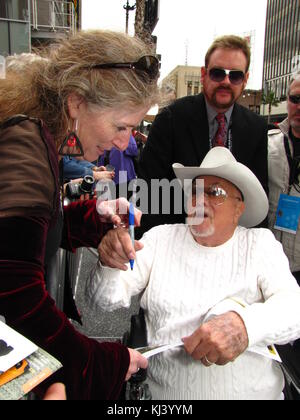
<box><xmin>0</xmin><ymin>0</ymin><xmax>31</xmax><ymax>56</ymax></box>
<box><xmin>31</xmin><ymin>0</ymin><xmax>78</xmax><ymax>48</ymax></box>
<box><xmin>0</xmin><ymin>0</ymin><xmax>79</xmax><ymax>57</ymax></box>
<box><xmin>237</xmin><ymin>89</ymin><xmax>262</xmax><ymax>114</ymax></box>
<box><xmin>262</xmin><ymin>0</ymin><xmax>300</xmax><ymax>121</ymax></box>
<box><xmin>161</xmin><ymin>65</ymin><xmax>202</xmax><ymax>99</ymax></box>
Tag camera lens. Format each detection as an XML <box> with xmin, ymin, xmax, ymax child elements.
<box><xmin>80</xmin><ymin>175</ymin><xmax>95</xmax><ymax>193</ymax></box>
<box><xmin>65</xmin><ymin>182</ymin><xmax>80</xmax><ymax>198</ymax></box>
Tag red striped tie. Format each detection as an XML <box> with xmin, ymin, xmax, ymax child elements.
<box><xmin>213</xmin><ymin>113</ymin><xmax>226</xmax><ymax>147</ymax></box>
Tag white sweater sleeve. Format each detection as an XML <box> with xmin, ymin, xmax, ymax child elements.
<box><xmin>238</xmin><ymin>229</ymin><xmax>300</xmax><ymax>347</ymax></box>
<box><xmin>85</xmin><ymin>227</ymin><xmax>158</xmax><ymax>312</ymax></box>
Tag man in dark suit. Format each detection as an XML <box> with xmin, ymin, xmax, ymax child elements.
<box><xmin>137</xmin><ymin>35</ymin><xmax>268</xmax><ymax>236</ymax></box>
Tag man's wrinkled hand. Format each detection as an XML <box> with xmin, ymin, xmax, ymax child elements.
<box><xmin>182</xmin><ymin>311</ymin><xmax>249</xmax><ymax>366</ymax></box>
<box><xmin>98</xmin><ymin>226</ymin><xmax>144</xmax><ymax>270</ymax></box>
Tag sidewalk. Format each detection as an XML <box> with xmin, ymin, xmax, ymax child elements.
<box><xmin>72</xmin><ymin>248</ymin><xmax>139</xmax><ymax>342</ymax></box>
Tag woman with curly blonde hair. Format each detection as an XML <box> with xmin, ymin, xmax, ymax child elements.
<box><xmin>0</xmin><ymin>29</ymin><xmax>161</xmax><ymax>400</ymax></box>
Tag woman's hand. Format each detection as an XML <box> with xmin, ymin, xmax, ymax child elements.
<box><xmin>96</xmin><ymin>197</ymin><xmax>142</xmax><ymax>227</ymax></box>
<box><xmin>93</xmin><ymin>169</ymin><xmax>115</xmax><ymax>181</ymax></box>
<box><xmin>42</xmin><ymin>383</ymin><xmax>66</xmax><ymax>400</ymax></box>
<box><xmin>92</xmin><ymin>166</ymin><xmax>106</xmax><ymax>172</ymax></box>
<box><xmin>125</xmin><ymin>348</ymin><xmax>148</xmax><ymax>381</ymax></box>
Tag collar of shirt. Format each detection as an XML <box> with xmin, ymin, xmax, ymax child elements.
<box><xmin>204</xmin><ymin>98</ymin><xmax>234</xmax><ymax>139</ymax></box>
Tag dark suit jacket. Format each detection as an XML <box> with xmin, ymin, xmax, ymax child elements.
<box><xmin>137</xmin><ymin>93</ymin><xmax>268</xmax><ymax>236</ymax></box>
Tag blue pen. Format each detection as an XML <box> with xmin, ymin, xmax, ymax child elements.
<box><xmin>129</xmin><ymin>202</ymin><xmax>135</xmax><ymax>270</ymax></box>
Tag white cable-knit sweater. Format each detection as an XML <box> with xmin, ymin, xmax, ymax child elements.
<box><xmin>87</xmin><ymin>225</ymin><xmax>300</xmax><ymax>400</ymax></box>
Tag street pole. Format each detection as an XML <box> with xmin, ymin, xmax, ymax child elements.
<box><xmin>123</xmin><ymin>0</ymin><xmax>136</xmax><ymax>34</ymax></box>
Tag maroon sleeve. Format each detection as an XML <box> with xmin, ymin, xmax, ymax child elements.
<box><xmin>61</xmin><ymin>199</ymin><xmax>113</xmax><ymax>252</ymax></box>
<box><xmin>0</xmin><ymin>216</ymin><xmax>129</xmax><ymax>400</ymax></box>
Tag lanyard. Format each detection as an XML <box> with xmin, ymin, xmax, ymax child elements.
<box><xmin>283</xmin><ymin>135</ymin><xmax>300</xmax><ymax>194</ymax></box>
<box><xmin>284</xmin><ymin>134</ymin><xmax>295</xmax><ymax>188</ymax></box>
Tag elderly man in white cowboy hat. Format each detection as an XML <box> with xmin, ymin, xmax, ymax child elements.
<box><xmin>89</xmin><ymin>147</ymin><xmax>300</xmax><ymax>400</ymax></box>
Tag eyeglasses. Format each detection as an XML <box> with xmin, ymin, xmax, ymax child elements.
<box><xmin>208</xmin><ymin>68</ymin><xmax>245</xmax><ymax>85</ymax></box>
<box><xmin>289</xmin><ymin>95</ymin><xmax>300</xmax><ymax>105</ymax></box>
<box><xmin>91</xmin><ymin>55</ymin><xmax>160</xmax><ymax>81</ymax></box>
<box><xmin>192</xmin><ymin>183</ymin><xmax>243</xmax><ymax>206</ymax></box>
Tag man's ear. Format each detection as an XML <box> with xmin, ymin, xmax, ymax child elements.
<box><xmin>243</xmin><ymin>72</ymin><xmax>250</xmax><ymax>90</ymax></box>
<box><xmin>67</xmin><ymin>93</ymin><xmax>85</xmax><ymax>119</ymax></box>
<box><xmin>234</xmin><ymin>201</ymin><xmax>245</xmax><ymax>224</ymax></box>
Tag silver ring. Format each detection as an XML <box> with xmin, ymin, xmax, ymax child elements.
<box><xmin>204</xmin><ymin>355</ymin><xmax>214</xmax><ymax>366</ymax></box>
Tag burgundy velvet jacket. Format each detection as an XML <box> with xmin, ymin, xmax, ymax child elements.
<box><xmin>0</xmin><ymin>117</ymin><xmax>130</xmax><ymax>400</ymax></box>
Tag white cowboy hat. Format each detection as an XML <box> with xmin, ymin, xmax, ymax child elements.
<box><xmin>172</xmin><ymin>147</ymin><xmax>269</xmax><ymax>228</ymax></box>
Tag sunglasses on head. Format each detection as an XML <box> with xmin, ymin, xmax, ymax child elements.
<box><xmin>208</xmin><ymin>68</ymin><xmax>245</xmax><ymax>85</ymax></box>
<box><xmin>289</xmin><ymin>95</ymin><xmax>300</xmax><ymax>105</ymax></box>
<box><xmin>91</xmin><ymin>55</ymin><xmax>160</xmax><ymax>81</ymax></box>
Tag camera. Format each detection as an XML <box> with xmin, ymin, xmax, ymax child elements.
<box><xmin>65</xmin><ymin>175</ymin><xmax>95</xmax><ymax>201</ymax></box>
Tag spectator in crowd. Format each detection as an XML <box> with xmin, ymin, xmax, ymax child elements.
<box><xmin>89</xmin><ymin>147</ymin><xmax>300</xmax><ymax>400</ymax></box>
<box><xmin>0</xmin><ymin>30</ymin><xmax>161</xmax><ymax>400</ymax></box>
<box><xmin>137</xmin><ymin>35</ymin><xmax>268</xmax><ymax>237</ymax></box>
<box><xmin>62</xmin><ymin>156</ymin><xmax>115</xmax><ymax>182</ymax></box>
<box><xmin>268</xmin><ymin>72</ymin><xmax>300</xmax><ymax>282</ymax></box>
<box><xmin>268</xmin><ymin>72</ymin><xmax>300</xmax><ymax>399</ymax></box>
<box><xmin>97</xmin><ymin>134</ymin><xmax>138</xmax><ymax>185</ymax></box>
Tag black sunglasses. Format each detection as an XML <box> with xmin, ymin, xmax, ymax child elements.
<box><xmin>289</xmin><ymin>95</ymin><xmax>300</xmax><ymax>105</ymax></box>
<box><xmin>208</xmin><ymin>68</ymin><xmax>245</xmax><ymax>85</ymax></box>
<box><xmin>91</xmin><ymin>55</ymin><xmax>160</xmax><ymax>81</ymax></box>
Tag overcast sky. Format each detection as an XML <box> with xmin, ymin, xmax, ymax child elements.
<box><xmin>82</xmin><ymin>0</ymin><xmax>268</xmax><ymax>89</ymax></box>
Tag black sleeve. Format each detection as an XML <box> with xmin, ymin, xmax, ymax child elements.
<box><xmin>255</xmin><ymin>120</ymin><xmax>269</xmax><ymax>228</ymax></box>
<box><xmin>138</xmin><ymin>107</ymin><xmax>175</xmax><ymax>181</ymax></box>
<box><xmin>252</xmin><ymin>118</ymin><xmax>269</xmax><ymax>198</ymax></box>
<box><xmin>137</xmin><ymin>108</ymin><xmax>185</xmax><ymax>238</ymax></box>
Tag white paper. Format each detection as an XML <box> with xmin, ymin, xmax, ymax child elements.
<box><xmin>248</xmin><ymin>344</ymin><xmax>281</xmax><ymax>362</ymax></box>
<box><xmin>136</xmin><ymin>342</ymin><xmax>184</xmax><ymax>359</ymax></box>
<box><xmin>0</xmin><ymin>321</ymin><xmax>38</xmax><ymax>374</ymax></box>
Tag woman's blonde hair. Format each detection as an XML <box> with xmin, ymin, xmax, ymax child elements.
<box><xmin>0</xmin><ymin>30</ymin><xmax>161</xmax><ymax>144</ymax></box>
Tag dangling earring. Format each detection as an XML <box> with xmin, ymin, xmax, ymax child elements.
<box><xmin>58</xmin><ymin>119</ymin><xmax>84</xmax><ymax>157</ymax></box>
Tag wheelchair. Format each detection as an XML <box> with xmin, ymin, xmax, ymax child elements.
<box><xmin>122</xmin><ymin>308</ymin><xmax>152</xmax><ymax>400</ymax></box>
<box><xmin>276</xmin><ymin>342</ymin><xmax>300</xmax><ymax>400</ymax></box>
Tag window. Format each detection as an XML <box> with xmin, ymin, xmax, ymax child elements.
<box><xmin>0</xmin><ymin>21</ymin><xmax>9</xmax><ymax>55</ymax></box>
<box><xmin>0</xmin><ymin>0</ymin><xmax>29</xmax><ymax>21</ymax></box>
<box><xmin>0</xmin><ymin>55</ymin><xmax>5</xmax><ymax>79</ymax></box>
<box><xmin>0</xmin><ymin>1</ymin><xmax>30</xmax><ymax>56</ymax></box>
<box><xmin>187</xmin><ymin>81</ymin><xmax>192</xmax><ymax>96</ymax></box>
<box><xmin>0</xmin><ymin>20</ymin><xmax>30</xmax><ymax>55</ymax></box>
<box><xmin>0</xmin><ymin>1</ymin><xmax>8</xmax><ymax>19</ymax></box>
<box><xmin>10</xmin><ymin>21</ymin><xmax>30</xmax><ymax>53</ymax></box>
